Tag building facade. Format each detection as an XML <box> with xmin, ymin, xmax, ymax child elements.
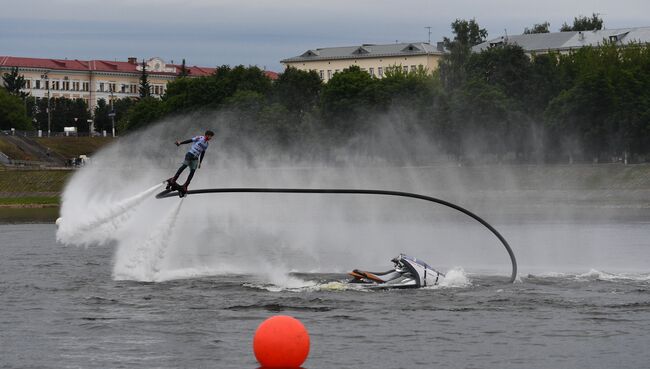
<box><xmin>0</xmin><ymin>56</ymin><xmax>278</xmax><ymax>113</ymax></box>
<box><xmin>281</xmin><ymin>42</ymin><xmax>445</xmax><ymax>82</ymax></box>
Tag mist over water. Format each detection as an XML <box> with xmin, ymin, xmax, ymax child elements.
<box><xmin>56</xmin><ymin>111</ymin><xmax>650</xmax><ymax>284</ymax></box>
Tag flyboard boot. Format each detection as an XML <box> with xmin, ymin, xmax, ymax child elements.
<box><xmin>166</xmin><ymin>176</ymin><xmax>179</xmax><ymax>190</ymax></box>
<box><xmin>178</xmin><ymin>181</ymin><xmax>189</xmax><ymax>198</ymax></box>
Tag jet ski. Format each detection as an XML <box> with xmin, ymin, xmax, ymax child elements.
<box><xmin>348</xmin><ymin>254</ymin><xmax>445</xmax><ymax>288</ymax></box>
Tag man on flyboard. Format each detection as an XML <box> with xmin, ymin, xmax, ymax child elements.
<box><xmin>166</xmin><ymin>130</ymin><xmax>214</xmax><ymax>197</ymax></box>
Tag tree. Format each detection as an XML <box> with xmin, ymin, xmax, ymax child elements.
<box><xmin>179</xmin><ymin>58</ymin><xmax>189</xmax><ymax>78</ymax></box>
<box><xmin>164</xmin><ymin>64</ymin><xmax>273</xmax><ymax>113</ymax></box>
<box><xmin>444</xmin><ymin>18</ymin><xmax>488</xmax><ymax>48</ymax></box>
<box><xmin>120</xmin><ymin>97</ymin><xmax>164</xmax><ymax>132</ymax></box>
<box><xmin>527</xmin><ymin>52</ymin><xmax>563</xmax><ymax>116</ymax></box>
<box><xmin>48</xmin><ymin>97</ymin><xmax>90</xmax><ymax>132</ymax></box>
<box><xmin>93</xmin><ymin>99</ymin><xmax>111</xmax><ymax>132</ymax></box>
<box><xmin>439</xmin><ymin>18</ymin><xmax>488</xmax><ymax>90</ymax></box>
<box><xmin>560</xmin><ymin>13</ymin><xmax>603</xmax><ymax>32</ymax></box>
<box><xmin>524</xmin><ymin>22</ymin><xmax>550</xmax><ymax>34</ymax></box>
<box><xmin>320</xmin><ymin>65</ymin><xmax>377</xmax><ymax>134</ymax></box>
<box><xmin>272</xmin><ymin>67</ymin><xmax>322</xmax><ymax>114</ymax></box>
<box><xmin>94</xmin><ymin>97</ymin><xmax>135</xmax><ymax>133</ymax></box>
<box><xmin>258</xmin><ymin>103</ymin><xmax>301</xmax><ymax>149</ymax></box>
<box><xmin>449</xmin><ymin>79</ymin><xmax>517</xmax><ymax>161</ymax></box>
<box><xmin>465</xmin><ymin>44</ymin><xmax>532</xmax><ymax>104</ymax></box>
<box><xmin>0</xmin><ymin>87</ymin><xmax>32</xmax><ymax>130</ymax></box>
<box><xmin>139</xmin><ymin>59</ymin><xmax>151</xmax><ymax>98</ymax></box>
<box><xmin>2</xmin><ymin>67</ymin><xmax>29</xmax><ymax>99</ymax></box>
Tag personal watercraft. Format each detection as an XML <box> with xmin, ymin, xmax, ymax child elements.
<box><xmin>348</xmin><ymin>254</ymin><xmax>444</xmax><ymax>288</ymax></box>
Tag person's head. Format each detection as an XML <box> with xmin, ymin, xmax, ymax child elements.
<box><xmin>205</xmin><ymin>130</ymin><xmax>215</xmax><ymax>140</ymax></box>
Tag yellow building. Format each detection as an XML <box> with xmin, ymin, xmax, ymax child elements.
<box><xmin>281</xmin><ymin>42</ymin><xmax>445</xmax><ymax>81</ymax></box>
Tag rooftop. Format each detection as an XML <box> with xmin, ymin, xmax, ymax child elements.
<box><xmin>472</xmin><ymin>26</ymin><xmax>650</xmax><ymax>53</ymax></box>
<box><xmin>282</xmin><ymin>42</ymin><xmax>445</xmax><ymax>63</ymax></box>
<box><xmin>0</xmin><ymin>56</ymin><xmax>279</xmax><ymax>79</ymax></box>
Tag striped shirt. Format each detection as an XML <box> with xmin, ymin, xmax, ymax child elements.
<box><xmin>188</xmin><ymin>136</ymin><xmax>209</xmax><ymax>157</ymax></box>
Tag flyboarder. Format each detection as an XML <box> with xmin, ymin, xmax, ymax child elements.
<box><xmin>166</xmin><ymin>130</ymin><xmax>214</xmax><ymax>197</ymax></box>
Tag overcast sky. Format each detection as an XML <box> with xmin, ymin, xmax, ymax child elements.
<box><xmin>1</xmin><ymin>0</ymin><xmax>649</xmax><ymax>71</ymax></box>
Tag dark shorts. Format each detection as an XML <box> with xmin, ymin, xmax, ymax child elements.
<box><xmin>183</xmin><ymin>152</ymin><xmax>199</xmax><ymax>170</ymax></box>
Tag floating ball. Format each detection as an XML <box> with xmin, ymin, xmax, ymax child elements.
<box><xmin>253</xmin><ymin>315</ymin><xmax>310</xmax><ymax>368</ymax></box>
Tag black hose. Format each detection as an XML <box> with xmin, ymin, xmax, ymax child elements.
<box><xmin>156</xmin><ymin>187</ymin><xmax>517</xmax><ymax>283</ymax></box>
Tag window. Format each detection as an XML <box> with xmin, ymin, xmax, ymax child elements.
<box><xmin>25</xmin><ymin>80</ymin><xmax>31</xmax><ymax>89</ymax></box>
<box><xmin>83</xmin><ymin>82</ymin><xmax>89</xmax><ymax>91</ymax></box>
<box><xmin>54</xmin><ymin>81</ymin><xmax>60</xmax><ymax>90</ymax></box>
<box><xmin>121</xmin><ymin>84</ymin><xmax>126</xmax><ymax>93</ymax></box>
<box><xmin>109</xmin><ymin>83</ymin><xmax>116</xmax><ymax>92</ymax></box>
<box><xmin>99</xmin><ymin>83</ymin><xmax>105</xmax><ymax>92</ymax></box>
<box><xmin>403</xmin><ymin>66</ymin><xmax>408</xmax><ymax>73</ymax></box>
<box><xmin>369</xmin><ymin>68</ymin><xmax>374</xmax><ymax>76</ymax></box>
<box><xmin>410</xmin><ymin>65</ymin><xmax>416</xmax><ymax>72</ymax></box>
<box><xmin>319</xmin><ymin>70</ymin><xmax>324</xmax><ymax>79</ymax></box>
<box><xmin>45</xmin><ymin>81</ymin><xmax>50</xmax><ymax>90</ymax></box>
<box><xmin>35</xmin><ymin>80</ymin><xmax>41</xmax><ymax>89</ymax></box>
<box><xmin>335</xmin><ymin>69</ymin><xmax>340</xmax><ymax>73</ymax></box>
<box><xmin>327</xmin><ymin>70</ymin><xmax>332</xmax><ymax>79</ymax></box>
<box><xmin>378</xmin><ymin>67</ymin><xmax>383</xmax><ymax>77</ymax></box>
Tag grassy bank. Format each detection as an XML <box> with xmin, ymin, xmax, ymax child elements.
<box><xmin>0</xmin><ymin>168</ymin><xmax>71</xmax><ymax>193</ymax></box>
<box><xmin>0</xmin><ymin>168</ymin><xmax>69</xmax><ymax>223</ymax></box>
<box><xmin>0</xmin><ymin>136</ymin><xmax>115</xmax><ymax>162</ymax></box>
<box><xmin>0</xmin><ymin>138</ymin><xmax>33</xmax><ymax>160</ymax></box>
<box><xmin>35</xmin><ymin>137</ymin><xmax>114</xmax><ymax>158</ymax></box>
<box><xmin>0</xmin><ymin>196</ymin><xmax>60</xmax><ymax>206</ymax></box>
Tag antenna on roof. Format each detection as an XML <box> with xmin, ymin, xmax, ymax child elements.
<box><xmin>425</xmin><ymin>26</ymin><xmax>432</xmax><ymax>43</ymax></box>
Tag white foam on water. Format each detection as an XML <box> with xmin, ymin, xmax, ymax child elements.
<box><xmin>526</xmin><ymin>270</ymin><xmax>650</xmax><ymax>282</ymax></box>
<box><xmin>431</xmin><ymin>267</ymin><xmax>471</xmax><ymax>289</ymax></box>
<box><xmin>576</xmin><ymin>269</ymin><xmax>650</xmax><ymax>282</ymax></box>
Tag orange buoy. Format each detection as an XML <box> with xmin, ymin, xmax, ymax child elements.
<box><xmin>253</xmin><ymin>315</ymin><xmax>310</xmax><ymax>368</ymax></box>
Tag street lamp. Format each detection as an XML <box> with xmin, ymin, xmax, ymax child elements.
<box><xmin>41</xmin><ymin>72</ymin><xmax>51</xmax><ymax>137</ymax></box>
<box><xmin>109</xmin><ymin>88</ymin><xmax>116</xmax><ymax>137</ymax></box>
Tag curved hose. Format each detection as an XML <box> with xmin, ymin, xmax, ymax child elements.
<box><xmin>156</xmin><ymin>187</ymin><xmax>517</xmax><ymax>283</ymax></box>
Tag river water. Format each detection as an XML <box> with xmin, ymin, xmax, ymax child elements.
<box><xmin>1</xmin><ymin>219</ymin><xmax>649</xmax><ymax>369</ymax></box>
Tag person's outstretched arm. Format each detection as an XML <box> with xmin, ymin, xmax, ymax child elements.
<box><xmin>175</xmin><ymin>139</ymin><xmax>193</xmax><ymax>146</ymax></box>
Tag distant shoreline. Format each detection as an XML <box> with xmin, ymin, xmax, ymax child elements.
<box><xmin>0</xmin><ymin>206</ymin><xmax>59</xmax><ymax>223</ymax></box>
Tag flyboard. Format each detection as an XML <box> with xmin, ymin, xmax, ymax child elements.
<box><xmin>155</xmin><ymin>184</ymin><xmax>518</xmax><ymax>283</ymax></box>
<box><xmin>163</xmin><ymin>179</ymin><xmax>188</xmax><ymax>198</ymax></box>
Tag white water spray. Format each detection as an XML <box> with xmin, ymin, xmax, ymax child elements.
<box><xmin>56</xmin><ymin>183</ymin><xmax>163</xmax><ymax>246</ymax></box>
<box><xmin>53</xmin><ymin>114</ymin><xmax>513</xmax><ymax>285</ymax></box>
<box><xmin>56</xmin><ymin>112</ymin><xmax>645</xmax><ymax>285</ymax></box>
<box><xmin>114</xmin><ymin>199</ymin><xmax>184</xmax><ymax>281</ymax></box>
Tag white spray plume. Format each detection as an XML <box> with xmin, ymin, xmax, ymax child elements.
<box><xmin>56</xmin><ymin>111</ymin><xmax>645</xmax><ymax>284</ymax></box>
